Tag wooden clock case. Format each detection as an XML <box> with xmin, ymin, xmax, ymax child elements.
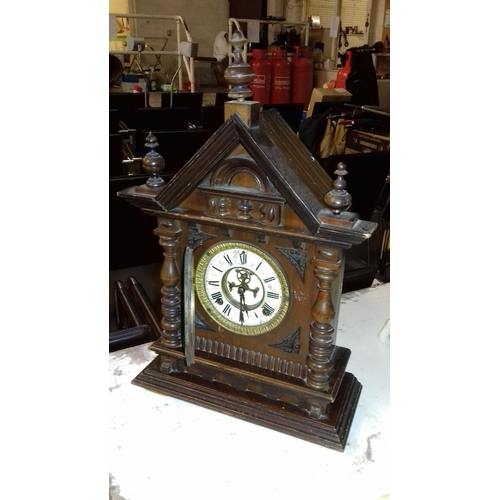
<box><xmin>118</xmin><ymin>106</ymin><xmax>377</xmax><ymax>451</ymax></box>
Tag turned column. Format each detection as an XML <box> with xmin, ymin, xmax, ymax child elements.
<box><xmin>306</xmin><ymin>161</ymin><xmax>352</xmax><ymax>390</ymax></box>
<box><xmin>156</xmin><ymin>224</ymin><xmax>182</xmax><ymax>348</ymax></box>
<box><xmin>306</xmin><ymin>248</ymin><xmax>340</xmax><ymax>391</ymax></box>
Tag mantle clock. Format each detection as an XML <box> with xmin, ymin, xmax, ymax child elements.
<box><xmin>117</xmin><ymin>32</ymin><xmax>377</xmax><ymax>451</ymax></box>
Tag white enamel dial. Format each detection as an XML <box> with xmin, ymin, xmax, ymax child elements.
<box><xmin>195</xmin><ymin>241</ymin><xmax>290</xmax><ymax>335</ymax></box>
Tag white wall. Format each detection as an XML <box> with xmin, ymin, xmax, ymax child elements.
<box><xmin>109</xmin><ymin>0</ymin><xmax>129</xmax><ymax>13</ymax></box>
<box><xmin>110</xmin><ymin>0</ymin><xmax>386</xmax><ymax>85</ymax></box>
<box><xmin>122</xmin><ymin>0</ymin><xmax>229</xmax><ymax>84</ymax></box>
<box><xmin>131</xmin><ymin>0</ymin><xmax>228</xmax><ymax>58</ymax></box>
<box><xmin>369</xmin><ymin>0</ymin><xmax>385</xmax><ymax>45</ymax></box>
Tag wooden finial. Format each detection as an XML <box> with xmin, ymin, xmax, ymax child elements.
<box><xmin>223</xmin><ymin>31</ymin><xmax>260</xmax><ymax>126</ymax></box>
<box><xmin>142</xmin><ymin>132</ymin><xmax>166</xmax><ymax>189</ymax></box>
<box><xmin>224</xmin><ymin>31</ymin><xmax>255</xmax><ymax>101</ymax></box>
<box><xmin>324</xmin><ymin>162</ymin><xmax>352</xmax><ymax>215</ymax></box>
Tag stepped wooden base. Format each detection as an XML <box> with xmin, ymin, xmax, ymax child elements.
<box><xmin>132</xmin><ymin>352</ymin><xmax>362</xmax><ymax>451</ymax></box>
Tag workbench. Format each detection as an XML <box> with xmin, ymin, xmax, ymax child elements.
<box><xmin>109</xmin><ymin>282</ymin><xmax>390</xmax><ymax>499</ymax></box>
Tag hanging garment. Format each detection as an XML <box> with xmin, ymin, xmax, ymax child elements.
<box><xmin>299</xmin><ymin>110</ymin><xmax>349</xmax><ymax>160</ymax></box>
<box><xmin>213</xmin><ymin>32</ymin><xmax>229</xmax><ymax>62</ymax></box>
<box><xmin>298</xmin><ymin>110</ymin><xmax>330</xmax><ymax>160</ymax></box>
<box><xmin>319</xmin><ymin>119</ymin><xmax>347</xmax><ymax>158</ymax></box>
<box><xmin>345</xmin><ymin>49</ymin><xmax>379</xmax><ymax>106</ymax></box>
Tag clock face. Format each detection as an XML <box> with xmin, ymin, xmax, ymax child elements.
<box><xmin>195</xmin><ymin>241</ymin><xmax>290</xmax><ymax>335</ymax></box>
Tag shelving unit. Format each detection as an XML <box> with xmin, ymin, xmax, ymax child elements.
<box><xmin>109</xmin><ymin>13</ymin><xmax>197</xmax><ymax>92</ymax></box>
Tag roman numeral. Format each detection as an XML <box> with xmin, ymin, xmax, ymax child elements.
<box><xmin>239</xmin><ymin>251</ymin><xmax>247</xmax><ymax>264</ymax></box>
<box><xmin>256</xmin><ymin>261</ymin><xmax>262</xmax><ymax>270</ymax></box>
<box><xmin>267</xmin><ymin>291</ymin><xmax>280</xmax><ymax>299</ymax></box>
<box><xmin>208</xmin><ymin>280</ymin><xmax>220</xmax><ymax>286</ymax></box>
<box><xmin>212</xmin><ymin>266</ymin><xmax>223</xmax><ymax>273</ymax></box>
<box><xmin>264</xmin><ymin>276</ymin><xmax>276</xmax><ymax>283</ymax></box>
<box><xmin>211</xmin><ymin>291</ymin><xmax>223</xmax><ymax>301</ymax></box>
<box><xmin>223</xmin><ymin>304</ymin><xmax>232</xmax><ymax>316</ymax></box>
<box><xmin>224</xmin><ymin>254</ymin><xmax>233</xmax><ymax>266</ymax></box>
<box><xmin>263</xmin><ymin>303</ymin><xmax>275</xmax><ymax>316</ymax></box>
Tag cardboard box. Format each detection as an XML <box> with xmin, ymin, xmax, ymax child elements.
<box><xmin>306</xmin><ymin>88</ymin><xmax>352</xmax><ymax>117</ymax></box>
<box><xmin>345</xmin><ymin>130</ymin><xmax>390</xmax><ymax>154</ymax></box>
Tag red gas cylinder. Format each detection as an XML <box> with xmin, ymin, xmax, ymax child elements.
<box><xmin>334</xmin><ymin>51</ymin><xmax>352</xmax><ymax>89</ymax></box>
<box><xmin>291</xmin><ymin>46</ymin><xmax>313</xmax><ymax>108</ymax></box>
<box><xmin>249</xmin><ymin>49</ymin><xmax>271</xmax><ymax>105</ymax></box>
<box><xmin>271</xmin><ymin>50</ymin><xmax>291</xmax><ymax>104</ymax></box>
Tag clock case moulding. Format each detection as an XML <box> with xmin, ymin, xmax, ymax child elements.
<box><xmin>117</xmin><ymin>107</ymin><xmax>377</xmax><ymax>451</ymax></box>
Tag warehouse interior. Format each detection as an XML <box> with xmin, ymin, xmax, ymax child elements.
<box><xmin>109</xmin><ymin>0</ymin><xmax>390</xmax><ymax>338</ymax></box>
<box><xmin>5</xmin><ymin>2</ymin><xmax>500</xmax><ymax>500</ymax></box>
<box><xmin>108</xmin><ymin>0</ymin><xmax>391</xmax><ymax>497</ymax></box>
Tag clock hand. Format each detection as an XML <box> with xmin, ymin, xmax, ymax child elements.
<box><xmin>238</xmin><ymin>285</ymin><xmax>246</xmax><ymax>324</ymax></box>
<box><xmin>235</xmin><ymin>269</ymin><xmax>260</xmax><ymax>297</ymax></box>
<box><xmin>242</xmin><ymin>290</ymin><xmax>249</xmax><ymax>317</ymax></box>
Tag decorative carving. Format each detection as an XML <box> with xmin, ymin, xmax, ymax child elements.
<box><xmin>160</xmin><ymin>357</ymin><xmax>174</xmax><ymax>374</ymax></box>
<box><xmin>210</xmin><ymin>156</ymin><xmax>270</xmax><ymax>192</ymax></box>
<box><xmin>208</xmin><ymin>197</ymin><xmax>217</xmax><ymax>213</ymax></box>
<box><xmin>116</xmin><ymin>56</ymin><xmax>372</xmax><ymax>450</ymax></box>
<box><xmin>194</xmin><ymin>311</ymin><xmax>215</xmax><ymax>331</ymax></box>
<box><xmin>219</xmin><ymin>197</ymin><xmax>231</xmax><ymax>216</ymax></box>
<box><xmin>277</xmin><ymin>246</ymin><xmax>307</xmax><ymax>280</ymax></box>
<box><xmin>237</xmin><ymin>199</ymin><xmax>253</xmax><ymax>220</ymax></box>
<box><xmin>158</xmin><ymin>233</ymin><xmax>182</xmax><ymax>348</ymax></box>
<box><xmin>195</xmin><ymin>337</ymin><xmax>307</xmax><ymax>379</ymax></box>
<box><xmin>187</xmin><ymin>225</ymin><xmax>216</xmax><ymax>250</ymax></box>
<box><xmin>324</xmin><ymin>162</ymin><xmax>352</xmax><ymax>215</ymax></box>
<box><xmin>269</xmin><ymin>328</ymin><xmax>300</xmax><ymax>354</ymax></box>
<box><xmin>259</xmin><ymin>204</ymin><xmax>266</xmax><ymax>223</ymax></box>
<box><xmin>142</xmin><ymin>132</ymin><xmax>166</xmax><ymax>189</ymax></box>
<box><xmin>259</xmin><ymin>203</ymin><xmax>278</xmax><ymax>225</ymax></box>
<box><xmin>268</xmin><ymin>206</ymin><xmax>276</xmax><ymax>222</ymax></box>
<box><xmin>224</xmin><ymin>31</ymin><xmax>254</xmax><ymax>101</ymax></box>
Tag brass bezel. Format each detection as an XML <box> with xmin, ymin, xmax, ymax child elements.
<box><xmin>195</xmin><ymin>241</ymin><xmax>290</xmax><ymax>335</ymax></box>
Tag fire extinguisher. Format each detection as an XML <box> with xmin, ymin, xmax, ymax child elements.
<box><xmin>249</xmin><ymin>49</ymin><xmax>271</xmax><ymax>105</ymax></box>
<box><xmin>291</xmin><ymin>46</ymin><xmax>313</xmax><ymax>108</ymax></box>
<box><xmin>271</xmin><ymin>50</ymin><xmax>291</xmax><ymax>105</ymax></box>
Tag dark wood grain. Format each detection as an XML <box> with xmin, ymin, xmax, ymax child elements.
<box><xmin>117</xmin><ymin>102</ymin><xmax>374</xmax><ymax>451</ymax></box>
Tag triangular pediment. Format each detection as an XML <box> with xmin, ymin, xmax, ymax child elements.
<box><xmin>154</xmin><ymin>109</ymin><xmax>336</xmax><ymax>235</ymax></box>
<box><xmin>117</xmin><ymin>108</ymin><xmax>377</xmax><ymax>246</ymax></box>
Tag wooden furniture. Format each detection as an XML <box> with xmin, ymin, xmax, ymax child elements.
<box><xmin>115</xmin><ymin>34</ymin><xmax>377</xmax><ymax>450</ymax></box>
<box><xmin>161</xmin><ymin>91</ymin><xmax>203</xmax><ymax>109</ymax></box>
<box><xmin>322</xmin><ymin>152</ymin><xmax>389</xmax><ymax>222</ymax></box>
<box><xmin>117</xmin><ymin>108</ymin><xmax>377</xmax><ymax>449</ymax></box>
<box><xmin>109</xmin><ymin>325</ymin><xmax>151</xmax><ymax>353</ymax></box>
<box><xmin>201</xmin><ymin>105</ymin><xmax>225</xmax><ymax>132</ymax></box>
<box><xmin>135</xmin><ymin>129</ymin><xmax>215</xmax><ymax>174</ymax></box>
<box><xmin>109</xmin><ymin>283</ymin><xmax>390</xmax><ymax>496</ymax></box>
<box><xmin>109</xmin><ymin>133</ymin><xmax>123</xmax><ymax>177</ymax></box>
<box><xmin>110</xmin><ymin>174</ymin><xmax>174</xmax><ymax>272</ymax></box>
<box><xmin>109</xmin><ymin>92</ymin><xmax>148</xmax><ymax>129</ymax></box>
<box><xmin>161</xmin><ymin>92</ymin><xmax>204</xmax><ymax>126</ymax></box>
<box><xmin>134</xmin><ymin>107</ymin><xmax>190</xmax><ymax>132</ymax></box>
<box><xmin>109</xmin><ymin>109</ymin><xmax>119</xmax><ymax>133</ymax></box>
<box><xmin>322</xmin><ymin>152</ymin><xmax>389</xmax><ymax>292</ymax></box>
